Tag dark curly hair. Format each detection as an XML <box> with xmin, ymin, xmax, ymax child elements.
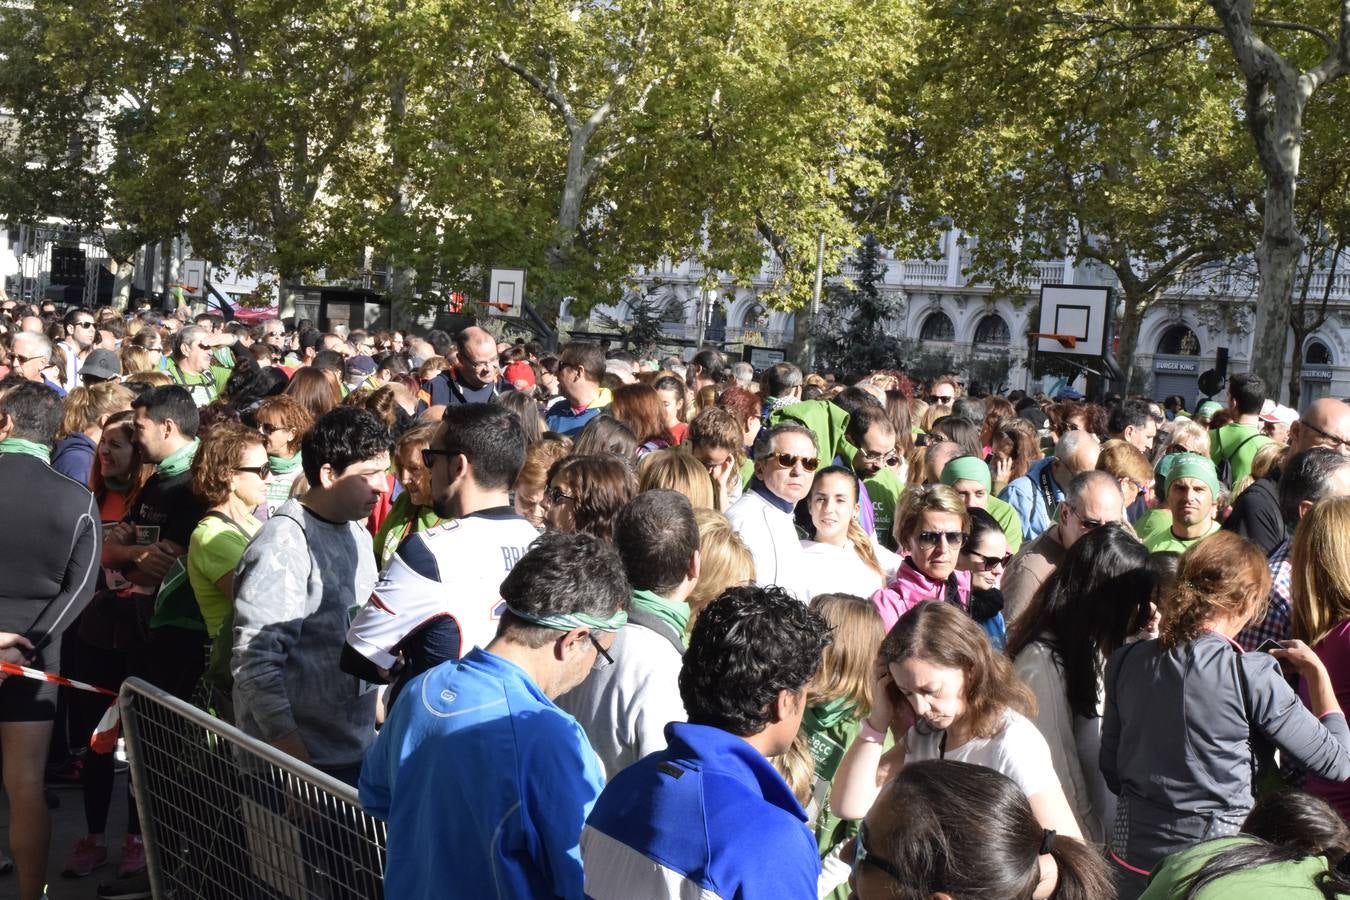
<box><xmin>300</xmin><ymin>406</ymin><xmax>391</xmax><ymax>485</ymax></box>
<box><xmin>680</xmin><ymin>585</ymin><xmax>832</xmax><ymax>737</ymax></box>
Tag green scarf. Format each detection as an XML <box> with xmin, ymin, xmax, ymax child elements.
<box><xmin>631</xmin><ymin>589</ymin><xmax>690</xmax><ymax>637</ymax></box>
<box><xmin>157</xmin><ymin>439</ymin><xmax>199</xmax><ymax>477</ymax></box>
<box><xmin>104</xmin><ymin>475</ymin><xmax>134</xmax><ymax>492</ymax></box>
<box><xmin>374</xmin><ymin>492</ymin><xmax>443</xmax><ymax>567</ymax></box>
<box><xmin>802</xmin><ymin>695</ymin><xmax>859</xmax><ymax>735</ymax></box>
<box><xmin>504</xmin><ymin>603</ymin><xmax>627</xmax><ymax>633</ymax></box>
<box><xmin>268</xmin><ymin>452</ymin><xmax>302</xmax><ymax>475</ymax></box>
<box><xmin>0</xmin><ymin>437</ymin><xmax>52</xmax><ymax>463</ymax></box>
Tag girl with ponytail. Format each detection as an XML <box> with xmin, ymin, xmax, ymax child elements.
<box><xmin>848</xmin><ymin>758</ymin><xmax>1112</xmax><ymax>900</ymax></box>
<box><xmin>800</xmin><ymin>466</ymin><xmax>900</xmax><ymax>600</ymax></box>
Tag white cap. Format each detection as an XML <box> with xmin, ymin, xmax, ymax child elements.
<box><xmin>1259</xmin><ymin>403</ymin><xmax>1298</xmax><ymax>426</ymax></box>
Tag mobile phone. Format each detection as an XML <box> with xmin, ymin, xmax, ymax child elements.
<box><xmin>1256</xmin><ymin>638</ymin><xmax>1283</xmax><ymax>653</ymax></box>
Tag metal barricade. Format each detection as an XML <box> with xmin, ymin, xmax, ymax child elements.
<box><xmin>118</xmin><ymin>677</ymin><xmax>387</xmax><ymax>899</ymax></box>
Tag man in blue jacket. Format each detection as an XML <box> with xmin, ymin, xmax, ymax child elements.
<box><xmin>581</xmin><ymin>585</ymin><xmax>832</xmax><ymax>899</ymax></box>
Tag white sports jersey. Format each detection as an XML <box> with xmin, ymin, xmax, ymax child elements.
<box><xmin>346</xmin><ymin>508</ymin><xmax>539</xmax><ymax>670</ymax></box>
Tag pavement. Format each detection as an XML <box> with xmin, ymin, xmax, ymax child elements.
<box><xmin>0</xmin><ymin>766</ymin><xmax>134</xmax><ymax>900</ymax></box>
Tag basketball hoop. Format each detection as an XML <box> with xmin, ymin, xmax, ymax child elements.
<box><xmin>478</xmin><ymin>301</ymin><xmax>513</xmax><ymax>312</ymax></box>
<box><xmin>1029</xmin><ymin>332</ymin><xmax>1079</xmax><ymax>350</ymax></box>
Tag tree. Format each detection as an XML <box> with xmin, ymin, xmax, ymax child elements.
<box><xmin>592</xmin><ymin>289</ymin><xmax>687</xmax><ymax>357</ymax></box>
<box><xmin>817</xmin><ymin>236</ymin><xmax>908</xmax><ymax>376</ymax></box>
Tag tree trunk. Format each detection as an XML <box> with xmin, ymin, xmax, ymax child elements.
<box><xmin>1249</xmin><ymin>175</ymin><xmax>1301</xmax><ymax>391</ymax></box>
<box><xmin>549</xmin><ymin>134</ymin><xmax>591</xmax><ymax>270</ymax></box>
<box><xmin>1113</xmin><ymin>288</ymin><xmax>1148</xmax><ymax>392</ymax></box>
<box><xmin>112</xmin><ymin>257</ymin><xmax>134</xmax><ymax>311</ymax></box>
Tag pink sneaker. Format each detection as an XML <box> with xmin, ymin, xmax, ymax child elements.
<box><xmin>62</xmin><ymin>835</ymin><xmax>109</xmax><ymax>878</ymax></box>
<box><xmin>117</xmin><ymin>834</ymin><xmax>146</xmax><ymax>878</ymax></box>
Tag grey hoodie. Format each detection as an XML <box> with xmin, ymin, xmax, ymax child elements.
<box><xmin>231</xmin><ymin>499</ymin><xmax>378</xmax><ymax>768</ymax></box>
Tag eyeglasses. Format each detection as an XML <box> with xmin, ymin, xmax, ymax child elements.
<box><xmin>588</xmin><ymin>633</ymin><xmax>614</xmax><ymax>668</ymax></box>
<box><xmin>764</xmin><ymin>453</ymin><xmax>820</xmax><ymax>472</ymax></box>
<box><xmin>916</xmin><ymin>530</ymin><xmax>966</xmax><ymax>548</ymax></box>
<box><xmin>929</xmin><ymin>395</ymin><xmax>954</xmax><ymax>405</ymax></box>
<box><xmin>1067</xmin><ymin>505</ymin><xmax>1104</xmax><ymax>530</ymax></box>
<box><xmin>1300</xmin><ymin>419</ymin><xmax>1350</xmax><ymax>453</ymax></box>
<box><xmin>859</xmin><ymin>448</ymin><xmax>900</xmax><ymax>466</ymax></box>
<box><xmin>234</xmin><ymin>464</ymin><xmax>271</xmax><ymax>478</ymax></box>
<box><xmin>964</xmin><ymin>548</ymin><xmax>1012</xmax><ymax>571</ymax></box>
<box><xmin>258</xmin><ymin>423</ymin><xmax>289</xmax><ymax>436</ymax></box>
<box><xmin>74</xmin><ymin>321</ymin><xmax>96</xmax><ymax>329</ymax></box>
<box><xmin>12</xmin><ymin>353</ymin><xmax>47</xmax><ymax>366</ymax></box>
<box><xmin>851</xmin><ymin>820</ymin><xmax>903</xmax><ymax>884</ymax></box>
<box><xmin>421</xmin><ymin>447</ymin><xmax>456</xmax><ymax>468</ymax></box>
<box><xmin>544</xmin><ymin>485</ymin><xmax>575</xmax><ymax>505</ymax></box>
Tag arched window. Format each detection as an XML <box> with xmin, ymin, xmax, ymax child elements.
<box><xmin>740</xmin><ymin>302</ymin><xmax>767</xmax><ymax>329</ymax></box>
<box><xmin>973</xmin><ymin>314</ymin><xmax>1010</xmax><ymax>346</ymax></box>
<box><xmin>1306</xmin><ymin>341</ymin><xmax>1333</xmax><ymax>365</ymax></box>
<box><xmin>920</xmin><ymin>311</ymin><xmax>955</xmax><ymax>342</ymax></box>
<box><xmin>1157</xmin><ymin>324</ymin><xmax>1200</xmax><ymax>356</ymax></box>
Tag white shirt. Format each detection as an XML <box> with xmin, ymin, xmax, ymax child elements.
<box><xmin>345</xmin><ymin>509</ymin><xmax>539</xmax><ymax>669</ymax></box>
<box><xmin>906</xmin><ymin>709</ymin><xmax>1060</xmax><ymax>800</ymax></box>
<box><xmin>798</xmin><ymin>539</ymin><xmax>901</xmax><ymax>601</ymax></box>
<box><xmin>725</xmin><ymin>488</ymin><xmax>809</xmax><ymax>602</ymax></box>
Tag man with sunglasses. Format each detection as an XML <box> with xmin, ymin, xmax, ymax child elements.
<box><xmin>343</xmin><ymin>404</ymin><xmax>537</xmax><ymax>706</ymax></box>
<box><xmin>1002</xmin><ymin>470</ymin><xmax>1123</xmax><ymax>623</ymax></box>
<box><xmin>166</xmin><ymin>325</ymin><xmax>232</xmax><ymax>406</ymax></box>
<box><xmin>361</xmin><ymin>531</ymin><xmax>628</xmax><ymax>900</ymax></box>
<box><xmin>725</xmin><ymin>423</ymin><xmax>819</xmax><ymax>602</ymax></box>
<box><xmin>56</xmin><ymin>307</ymin><xmax>98</xmax><ymax>391</ymax></box>
<box><xmin>849</xmin><ymin>404</ymin><xmax>904</xmax><ymax>549</ymax></box>
<box><xmin>581</xmin><ymin>585</ymin><xmax>831</xmax><ymax>900</ymax></box>
<box><xmin>1224</xmin><ymin>398</ymin><xmax>1350</xmax><ymax>555</ymax></box>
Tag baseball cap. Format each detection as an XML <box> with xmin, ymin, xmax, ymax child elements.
<box><xmin>80</xmin><ymin>348</ymin><xmax>121</xmax><ymax>382</ymax></box>
<box><xmin>504</xmin><ymin>361</ymin><xmax>536</xmax><ymax>390</ymax></box>
<box><xmin>1259</xmin><ymin>400</ymin><xmax>1297</xmax><ymax>426</ymax></box>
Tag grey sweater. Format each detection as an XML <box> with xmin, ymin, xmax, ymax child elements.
<box><xmin>231</xmin><ymin>499</ymin><xmax>378</xmax><ymax>768</ymax></box>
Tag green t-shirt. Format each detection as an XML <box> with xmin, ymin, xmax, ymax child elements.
<box><xmin>188</xmin><ymin>511</ymin><xmax>262</xmax><ymax>636</ymax></box>
<box><xmin>1139</xmin><ymin>836</ymin><xmax>1342</xmax><ymax>899</ymax></box>
<box><xmin>1134</xmin><ymin>507</ymin><xmax>1173</xmax><ymax>544</ymax></box>
<box><xmin>864</xmin><ymin>468</ymin><xmax>905</xmax><ymax>551</ymax></box>
<box><xmin>986</xmin><ymin>496</ymin><xmax>1024</xmax><ymax>554</ymax></box>
<box><xmin>1144</xmin><ymin>519</ymin><xmax>1221</xmax><ymax>554</ymax></box>
<box><xmin>1210</xmin><ymin>423</ymin><xmax>1273</xmax><ymax>488</ymax></box>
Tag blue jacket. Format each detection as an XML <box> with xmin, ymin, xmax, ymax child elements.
<box><xmin>360</xmin><ymin>648</ymin><xmax>604</xmax><ymax>899</ymax></box>
<box><xmin>545</xmin><ymin>397</ymin><xmax>603</xmax><ymax>437</ymax></box>
<box><xmin>999</xmin><ymin>456</ymin><xmax>1062</xmax><ymax>543</ymax></box>
<box><xmin>51</xmin><ymin>432</ymin><xmax>96</xmax><ymax>486</ymax></box>
<box><xmin>581</xmin><ymin>722</ymin><xmax>819</xmax><ymax>899</ymax></box>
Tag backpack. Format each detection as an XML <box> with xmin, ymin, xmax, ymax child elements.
<box><xmin>1214</xmin><ymin>429</ymin><xmax>1263</xmax><ymax>488</ymax></box>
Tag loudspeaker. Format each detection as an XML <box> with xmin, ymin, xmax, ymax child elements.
<box><xmin>1215</xmin><ymin>346</ymin><xmax>1229</xmax><ymax>380</ymax></box>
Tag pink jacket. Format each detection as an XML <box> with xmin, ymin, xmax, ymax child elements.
<box><xmin>871</xmin><ymin>563</ymin><xmax>972</xmax><ymax>633</ymax></box>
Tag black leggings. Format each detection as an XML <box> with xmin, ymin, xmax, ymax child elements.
<box><xmin>68</xmin><ymin>630</ymin><xmax>140</xmax><ymax>836</ymax></box>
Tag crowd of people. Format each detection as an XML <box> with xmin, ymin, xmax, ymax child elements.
<box><xmin>2</xmin><ymin>296</ymin><xmax>1350</xmax><ymax>899</ymax></box>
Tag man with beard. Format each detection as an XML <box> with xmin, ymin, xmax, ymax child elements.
<box><xmin>343</xmin><ymin>403</ymin><xmax>539</xmax><ymax>710</ymax></box>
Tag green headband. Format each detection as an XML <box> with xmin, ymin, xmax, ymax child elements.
<box><xmin>504</xmin><ymin>604</ymin><xmax>628</xmax><ymax>633</ymax></box>
<box><xmin>1165</xmin><ymin>454</ymin><xmax>1222</xmax><ymax>499</ymax></box>
<box><xmin>940</xmin><ymin>456</ymin><xmax>992</xmax><ymax>491</ymax></box>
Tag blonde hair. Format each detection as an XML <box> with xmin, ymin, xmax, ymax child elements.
<box><xmin>515</xmin><ymin>437</ymin><xmax>573</xmax><ymax>495</ymax></box>
<box><xmin>687</xmin><ymin>508</ymin><xmax>754</xmax><ymax>629</ymax></box>
<box><xmin>893</xmin><ymin>484</ymin><xmax>968</xmax><ymax>546</ymax></box>
<box><xmin>59</xmin><ymin>381</ymin><xmax>134</xmax><ymax>439</ymax></box>
<box><xmin>120</xmin><ymin>346</ymin><xmax>157</xmax><ymax>376</ymax></box>
<box><xmin>1165</xmin><ymin>419</ymin><xmax>1211</xmax><ymax>457</ymax></box>
<box><xmin>770</xmin><ymin>733</ymin><xmax>816</xmax><ymax>808</ymax></box>
<box><xmin>1097</xmin><ymin>439</ymin><xmax>1153</xmax><ymax>486</ymax></box>
<box><xmin>638</xmin><ymin>448</ymin><xmax>716</xmax><ymax>509</ymax></box>
<box><xmin>126</xmin><ymin>371</ymin><xmax>172</xmax><ymax>387</ymax></box>
<box><xmin>1291</xmin><ymin>497</ymin><xmax>1350</xmax><ymax>645</ymax></box>
<box><xmin>808</xmin><ymin>593</ymin><xmax>885</xmax><ymax>717</ymax></box>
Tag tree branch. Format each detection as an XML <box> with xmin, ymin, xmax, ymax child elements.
<box><xmin>492</xmin><ymin>48</ymin><xmax>577</xmax><ymax>131</ymax></box>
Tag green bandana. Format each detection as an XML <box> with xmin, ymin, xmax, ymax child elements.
<box><xmin>268</xmin><ymin>452</ymin><xmax>302</xmax><ymax>475</ymax></box>
<box><xmin>504</xmin><ymin>603</ymin><xmax>628</xmax><ymax>633</ymax></box>
<box><xmin>803</xmin><ymin>695</ymin><xmax>858</xmax><ymax>734</ymax></box>
<box><xmin>631</xmin><ymin>589</ymin><xmax>690</xmax><ymax>637</ymax></box>
<box><xmin>157</xmin><ymin>439</ymin><xmax>199</xmax><ymax>477</ymax></box>
<box><xmin>0</xmin><ymin>437</ymin><xmax>52</xmax><ymax>463</ymax></box>
<box><xmin>940</xmin><ymin>456</ymin><xmax>991</xmax><ymax>491</ymax></box>
<box><xmin>1165</xmin><ymin>453</ymin><xmax>1222</xmax><ymax>498</ymax></box>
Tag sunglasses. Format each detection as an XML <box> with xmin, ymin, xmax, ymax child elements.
<box><xmin>1300</xmin><ymin>419</ymin><xmax>1350</xmax><ymax>453</ymax></box>
<box><xmin>915</xmin><ymin>530</ymin><xmax>966</xmax><ymax>548</ymax></box>
<box><xmin>588</xmin><ymin>633</ymin><xmax>614</xmax><ymax>668</ymax></box>
<box><xmin>421</xmin><ymin>447</ymin><xmax>456</xmax><ymax>468</ymax></box>
<box><xmin>859</xmin><ymin>448</ymin><xmax>900</xmax><ymax>466</ymax></box>
<box><xmin>929</xmin><ymin>395</ymin><xmax>954</xmax><ymax>405</ymax></box>
<box><xmin>1067</xmin><ymin>505</ymin><xmax>1105</xmax><ymax>530</ymax></box>
<box><xmin>851</xmin><ymin>819</ymin><xmax>903</xmax><ymax>883</ymax></box>
<box><xmin>964</xmin><ymin>548</ymin><xmax>1012</xmax><ymax>571</ymax></box>
<box><xmin>544</xmin><ymin>485</ymin><xmax>576</xmax><ymax>505</ymax></box>
<box><xmin>11</xmin><ymin>353</ymin><xmax>48</xmax><ymax>366</ymax></box>
<box><xmin>258</xmin><ymin>423</ymin><xmax>289</xmax><ymax>436</ymax></box>
<box><xmin>235</xmin><ymin>464</ymin><xmax>271</xmax><ymax>478</ymax></box>
<box><xmin>196</xmin><ymin>342</ymin><xmax>213</xmax><ymax>351</ymax></box>
<box><xmin>765</xmin><ymin>453</ymin><xmax>820</xmax><ymax>472</ymax></box>
<box><xmin>75</xmin><ymin>321</ymin><xmax>96</xmax><ymax>329</ymax></box>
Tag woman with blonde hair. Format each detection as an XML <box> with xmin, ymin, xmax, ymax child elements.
<box><xmin>1290</xmin><ymin>496</ymin><xmax>1350</xmax><ymax>822</ymax></box>
<box><xmin>119</xmin><ymin>346</ymin><xmax>158</xmax><ymax>378</ymax></box>
<box><xmin>831</xmin><ymin>602</ymin><xmax>1083</xmax><ymax>843</ymax></box>
<box><xmin>514</xmin><ymin>437</ymin><xmax>572</xmax><ymax>529</ymax></box>
<box><xmin>52</xmin><ymin>381</ymin><xmax>135</xmax><ymax>485</ymax></box>
<box><xmin>637</xmin><ymin>449</ymin><xmax>716</xmax><ymax>509</ymax></box>
<box><xmin>1097</xmin><ymin>438</ymin><xmax>1155</xmax><ymax>518</ymax></box>
<box><xmin>1227</xmin><ymin>440</ymin><xmax>1286</xmax><ymax>509</ymax></box>
<box><xmin>800</xmin><ymin>466</ymin><xmax>899</xmax><ymax>600</ymax></box>
<box><xmin>872</xmin><ymin>484</ymin><xmax>970</xmax><ymax>631</ymax></box>
<box><xmin>686</xmin><ymin>508</ymin><xmax>754</xmax><ymax>629</ymax></box>
<box><xmin>1101</xmin><ymin>531</ymin><xmax>1350</xmax><ymax>898</ymax></box>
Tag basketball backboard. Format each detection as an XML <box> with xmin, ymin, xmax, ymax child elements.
<box><xmin>1035</xmin><ymin>285</ymin><xmax>1112</xmax><ymax>358</ymax></box>
<box><xmin>487</xmin><ymin>268</ymin><xmax>526</xmax><ymax>317</ymax></box>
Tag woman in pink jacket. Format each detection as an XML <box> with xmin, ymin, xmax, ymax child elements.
<box><xmin>872</xmin><ymin>485</ymin><xmax>971</xmax><ymax>632</ymax></box>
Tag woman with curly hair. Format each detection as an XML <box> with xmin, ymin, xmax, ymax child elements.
<box><xmin>542</xmin><ymin>454</ymin><xmax>637</xmax><ymax>543</ymax></box>
<box><xmin>1101</xmin><ymin>530</ymin><xmax>1350</xmax><ymax>898</ymax></box>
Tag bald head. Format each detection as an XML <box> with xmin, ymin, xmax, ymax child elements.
<box><xmin>1054</xmin><ymin>429</ymin><xmax>1101</xmax><ymax>476</ymax></box>
<box><xmin>454</xmin><ymin>326</ymin><xmax>500</xmax><ymax>390</ymax></box>
<box><xmin>1292</xmin><ymin>398</ymin><xmax>1350</xmax><ymax>455</ymax></box>
<box><xmin>924</xmin><ymin>441</ymin><xmax>962</xmax><ymax>485</ymax></box>
<box><xmin>20</xmin><ymin>316</ymin><xmax>43</xmax><ymax>334</ymax></box>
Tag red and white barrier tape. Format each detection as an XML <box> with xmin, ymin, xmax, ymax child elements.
<box><xmin>0</xmin><ymin>660</ymin><xmax>120</xmax><ymax>753</ymax></box>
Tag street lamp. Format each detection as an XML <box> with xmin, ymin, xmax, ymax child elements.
<box><xmin>695</xmin><ymin>286</ymin><xmax>718</xmax><ymax>350</ymax></box>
